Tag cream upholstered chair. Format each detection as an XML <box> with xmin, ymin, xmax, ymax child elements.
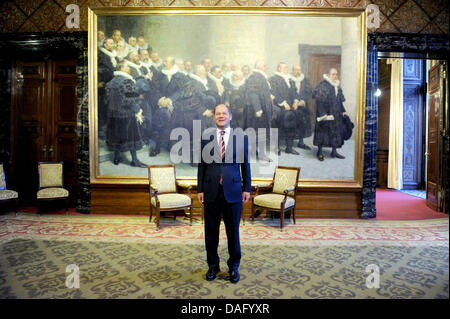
<box><xmin>0</xmin><ymin>163</ymin><xmax>19</xmax><ymax>216</ymax></box>
<box><xmin>148</xmin><ymin>164</ymin><xmax>193</xmax><ymax>231</ymax></box>
<box><xmin>251</xmin><ymin>166</ymin><xmax>300</xmax><ymax>231</ymax></box>
<box><xmin>37</xmin><ymin>162</ymin><xmax>69</xmax><ymax>215</ymax></box>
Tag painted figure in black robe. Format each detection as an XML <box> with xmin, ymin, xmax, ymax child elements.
<box><xmin>312</xmin><ymin>68</ymin><xmax>347</xmax><ymax>161</ymax></box>
<box><xmin>187</xmin><ymin>65</ymin><xmax>216</xmax><ymax>130</ymax></box>
<box><xmin>150</xmin><ymin>56</ymin><xmax>188</xmax><ymax>157</ymax></box>
<box><xmin>269</xmin><ymin>62</ymin><xmax>299</xmax><ymax>155</ymax></box>
<box><xmin>228</xmin><ymin>70</ymin><xmax>246</xmax><ymax>129</ymax></box>
<box><xmin>135</xmin><ymin>71</ymin><xmax>159</xmax><ymax>156</ymax></box>
<box><xmin>172</xmin><ymin>69</ymin><xmax>216</xmax><ymax>166</ymax></box>
<box><xmin>243</xmin><ymin>60</ymin><xmax>277</xmax><ymax>161</ymax></box>
<box><xmin>105</xmin><ymin>61</ymin><xmax>146</xmax><ymax>168</ymax></box>
<box><xmin>97</xmin><ymin>38</ymin><xmax>116</xmax><ymax>140</ymax></box>
<box><xmin>207</xmin><ymin>65</ymin><xmax>232</xmax><ymax>106</ymax></box>
<box><xmin>291</xmin><ymin>64</ymin><xmax>313</xmax><ymax>150</ymax></box>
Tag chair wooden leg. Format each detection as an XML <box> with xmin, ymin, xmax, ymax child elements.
<box><xmin>15</xmin><ymin>199</ymin><xmax>18</xmax><ymax>217</ymax></box>
<box><xmin>189</xmin><ymin>206</ymin><xmax>193</xmax><ymax>226</ymax></box>
<box><xmin>280</xmin><ymin>209</ymin><xmax>284</xmax><ymax>232</ymax></box>
<box><xmin>251</xmin><ymin>199</ymin><xmax>255</xmax><ymax>224</ymax></box>
<box><xmin>156</xmin><ymin>206</ymin><xmax>160</xmax><ymax>231</ymax></box>
<box><xmin>292</xmin><ymin>207</ymin><xmax>296</xmax><ymax>224</ymax></box>
<box><xmin>149</xmin><ymin>201</ymin><xmax>153</xmax><ymax>223</ymax></box>
<box><xmin>201</xmin><ymin>206</ymin><xmax>204</xmax><ymax>224</ymax></box>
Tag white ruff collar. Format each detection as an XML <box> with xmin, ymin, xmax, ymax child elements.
<box><xmin>323</xmin><ymin>74</ymin><xmax>340</xmax><ymax>95</ymax></box>
<box><xmin>290</xmin><ymin>73</ymin><xmax>304</xmax><ymax>83</ymax></box>
<box><xmin>99</xmin><ymin>47</ymin><xmax>117</xmax><ymax>67</ymax></box>
<box><xmin>208</xmin><ymin>72</ymin><xmax>224</xmax><ymax>96</ymax></box>
<box><xmin>274</xmin><ymin>72</ymin><xmax>291</xmax><ymax>88</ymax></box>
<box><xmin>162</xmin><ymin>65</ymin><xmax>179</xmax><ymax>76</ymax></box>
<box><xmin>114</xmin><ymin>71</ymin><xmax>135</xmax><ymax>83</ymax></box>
<box><xmin>230</xmin><ymin>78</ymin><xmax>245</xmax><ymax>89</ymax></box>
<box><xmin>190</xmin><ymin>73</ymin><xmax>208</xmax><ymax>89</ymax></box>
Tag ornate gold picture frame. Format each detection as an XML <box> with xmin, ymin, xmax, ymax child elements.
<box><xmin>88</xmin><ymin>7</ymin><xmax>367</xmax><ymax>188</ymax></box>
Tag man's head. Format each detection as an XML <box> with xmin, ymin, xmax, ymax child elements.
<box><xmin>175</xmin><ymin>58</ymin><xmax>185</xmax><ymax>71</ymax></box>
<box><xmin>277</xmin><ymin>62</ymin><xmax>289</xmax><ymax>75</ymax></box>
<box><xmin>103</xmin><ymin>38</ymin><xmax>115</xmax><ymax>51</ymax></box>
<box><xmin>112</xmin><ymin>30</ymin><xmax>122</xmax><ymax>43</ymax></box>
<box><xmin>254</xmin><ymin>59</ymin><xmax>267</xmax><ymax>73</ymax></box>
<box><xmin>98</xmin><ymin>31</ymin><xmax>105</xmax><ymax>42</ymax></box>
<box><xmin>242</xmin><ymin>65</ymin><xmax>251</xmax><ymax>77</ymax></box>
<box><xmin>222</xmin><ymin>62</ymin><xmax>231</xmax><ymax>73</ymax></box>
<box><xmin>328</xmin><ymin>68</ymin><xmax>339</xmax><ymax>82</ymax></box>
<box><xmin>116</xmin><ymin>61</ymin><xmax>130</xmax><ymax>74</ymax></box>
<box><xmin>202</xmin><ymin>58</ymin><xmax>212</xmax><ymax>72</ymax></box>
<box><xmin>194</xmin><ymin>64</ymin><xmax>207</xmax><ymax>79</ymax></box>
<box><xmin>128</xmin><ymin>51</ymin><xmax>140</xmax><ymax>63</ymax></box>
<box><xmin>137</xmin><ymin>36</ymin><xmax>146</xmax><ymax>47</ymax></box>
<box><xmin>210</xmin><ymin>65</ymin><xmax>222</xmax><ymax>79</ymax></box>
<box><xmin>185</xmin><ymin>61</ymin><xmax>193</xmax><ymax>73</ymax></box>
<box><xmin>128</xmin><ymin>37</ymin><xmax>137</xmax><ymax>47</ymax></box>
<box><xmin>232</xmin><ymin>70</ymin><xmax>244</xmax><ymax>82</ymax></box>
<box><xmin>163</xmin><ymin>56</ymin><xmax>175</xmax><ymax>70</ymax></box>
<box><xmin>214</xmin><ymin>104</ymin><xmax>232</xmax><ymax>130</ymax></box>
<box><xmin>116</xmin><ymin>41</ymin><xmax>127</xmax><ymax>51</ymax></box>
<box><xmin>292</xmin><ymin>64</ymin><xmax>302</xmax><ymax>77</ymax></box>
<box><xmin>139</xmin><ymin>49</ymin><xmax>149</xmax><ymax>62</ymax></box>
<box><xmin>150</xmin><ymin>52</ymin><xmax>160</xmax><ymax>63</ymax></box>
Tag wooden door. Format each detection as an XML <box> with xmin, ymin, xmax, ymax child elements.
<box><xmin>308</xmin><ymin>55</ymin><xmax>341</xmax><ymax>130</ymax></box>
<box><xmin>426</xmin><ymin>62</ymin><xmax>442</xmax><ymax>211</ymax></box>
<box><xmin>11</xmin><ymin>60</ymin><xmax>78</xmax><ymax>206</ymax></box>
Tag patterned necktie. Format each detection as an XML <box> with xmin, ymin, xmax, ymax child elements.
<box><xmin>220</xmin><ymin>130</ymin><xmax>225</xmax><ymax>185</ymax></box>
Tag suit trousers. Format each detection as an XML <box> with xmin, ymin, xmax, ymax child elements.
<box><xmin>204</xmin><ymin>184</ymin><xmax>242</xmax><ymax>271</ymax></box>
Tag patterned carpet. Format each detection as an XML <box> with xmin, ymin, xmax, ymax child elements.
<box><xmin>0</xmin><ymin>213</ymin><xmax>448</xmax><ymax>299</ymax></box>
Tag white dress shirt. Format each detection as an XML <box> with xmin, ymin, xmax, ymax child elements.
<box><xmin>216</xmin><ymin>126</ymin><xmax>231</xmax><ymax>150</ymax></box>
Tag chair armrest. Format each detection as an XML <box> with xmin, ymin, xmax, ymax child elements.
<box><xmin>283</xmin><ymin>186</ymin><xmax>295</xmax><ymax>195</ymax></box>
<box><xmin>150</xmin><ymin>183</ymin><xmax>158</xmax><ymax>194</ymax></box>
<box><xmin>176</xmin><ymin>181</ymin><xmax>193</xmax><ymax>196</ymax></box>
<box><xmin>253</xmin><ymin>182</ymin><xmax>273</xmax><ymax>196</ymax></box>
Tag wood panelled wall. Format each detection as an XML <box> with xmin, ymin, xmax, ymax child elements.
<box><xmin>91</xmin><ymin>184</ymin><xmax>361</xmax><ymax>219</ymax></box>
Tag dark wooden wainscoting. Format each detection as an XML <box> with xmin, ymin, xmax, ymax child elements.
<box><xmin>90</xmin><ymin>183</ymin><xmax>362</xmax><ymax>219</ymax></box>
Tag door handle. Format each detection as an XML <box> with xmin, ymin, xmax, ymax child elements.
<box><xmin>49</xmin><ymin>145</ymin><xmax>54</xmax><ymax>159</ymax></box>
<box><xmin>42</xmin><ymin>145</ymin><xmax>47</xmax><ymax>158</ymax></box>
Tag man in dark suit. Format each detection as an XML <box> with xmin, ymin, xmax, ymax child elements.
<box><xmin>197</xmin><ymin>104</ymin><xmax>251</xmax><ymax>284</ymax></box>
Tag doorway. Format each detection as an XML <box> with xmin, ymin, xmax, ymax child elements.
<box><xmin>376</xmin><ymin>57</ymin><xmax>448</xmax><ymax>215</ymax></box>
<box><xmin>11</xmin><ymin>59</ymin><xmax>78</xmax><ymax>207</ymax></box>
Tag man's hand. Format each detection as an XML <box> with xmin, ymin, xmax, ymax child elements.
<box><xmin>203</xmin><ymin>109</ymin><xmax>213</xmax><ymax>117</ymax></box>
<box><xmin>326</xmin><ymin>115</ymin><xmax>335</xmax><ymax>121</ymax></box>
<box><xmin>282</xmin><ymin>101</ymin><xmax>291</xmax><ymax>111</ymax></box>
<box><xmin>135</xmin><ymin>109</ymin><xmax>144</xmax><ymax>125</ymax></box>
<box><xmin>292</xmin><ymin>100</ymin><xmax>299</xmax><ymax>110</ymax></box>
<box><xmin>255</xmin><ymin>110</ymin><xmax>263</xmax><ymax>118</ymax></box>
<box><xmin>197</xmin><ymin>192</ymin><xmax>204</xmax><ymax>204</ymax></box>
<box><xmin>242</xmin><ymin>192</ymin><xmax>250</xmax><ymax>203</ymax></box>
<box><xmin>270</xmin><ymin>94</ymin><xmax>275</xmax><ymax>101</ymax></box>
<box><xmin>299</xmin><ymin>100</ymin><xmax>306</xmax><ymax>107</ymax></box>
<box><xmin>98</xmin><ymin>82</ymin><xmax>104</xmax><ymax>88</ymax></box>
<box><xmin>158</xmin><ymin>97</ymin><xmax>168</xmax><ymax>107</ymax></box>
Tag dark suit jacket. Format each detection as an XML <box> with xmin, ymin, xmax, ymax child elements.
<box><xmin>197</xmin><ymin>128</ymin><xmax>251</xmax><ymax>204</ymax></box>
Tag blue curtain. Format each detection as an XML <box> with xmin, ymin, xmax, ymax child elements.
<box><xmin>362</xmin><ymin>41</ymin><xmax>378</xmax><ymax>219</ymax></box>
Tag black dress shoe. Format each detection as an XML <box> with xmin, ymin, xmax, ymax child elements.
<box><xmin>113</xmin><ymin>158</ymin><xmax>120</xmax><ymax>165</ymax></box>
<box><xmin>130</xmin><ymin>160</ymin><xmax>147</xmax><ymax>168</ymax></box>
<box><xmin>317</xmin><ymin>153</ymin><xmax>324</xmax><ymax>161</ymax></box>
<box><xmin>331</xmin><ymin>152</ymin><xmax>345</xmax><ymax>159</ymax></box>
<box><xmin>285</xmin><ymin>148</ymin><xmax>300</xmax><ymax>155</ymax></box>
<box><xmin>149</xmin><ymin>149</ymin><xmax>160</xmax><ymax>157</ymax></box>
<box><xmin>229</xmin><ymin>269</ymin><xmax>240</xmax><ymax>284</ymax></box>
<box><xmin>297</xmin><ymin>143</ymin><xmax>311</xmax><ymax>150</ymax></box>
<box><xmin>206</xmin><ymin>268</ymin><xmax>220</xmax><ymax>281</ymax></box>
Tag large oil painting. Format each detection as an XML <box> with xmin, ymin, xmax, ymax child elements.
<box><xmin>88</xmin><ymin>7</ymin><xmax>366</xmax><ymax>185</ymax></box>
